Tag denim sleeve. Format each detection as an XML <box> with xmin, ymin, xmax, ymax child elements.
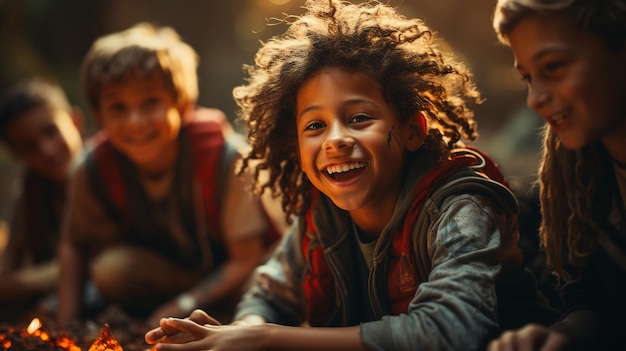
<box><xmin>361</xmin><ymin>194</ymin><xmax>504</xmax><ymax>351</ymax></box>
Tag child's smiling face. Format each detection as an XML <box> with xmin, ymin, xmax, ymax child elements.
<box><xmin>97</xmin><ymin>75</ymin><xmax>184</xmax><ymax>175</ymax></box>
<box><xmin>7</xmin><ymin>105</ymin><xmax>83</xmax><ymax>183</ymax></box>
<box><xmin>507</xmin><ymin>14</ymin><xmax>626</xmax><ymax>151</ymax></box>
<box><xmin>296</xmin><ymin>67</ymin><xmax>423</xmax><ymax>231</ymax></box>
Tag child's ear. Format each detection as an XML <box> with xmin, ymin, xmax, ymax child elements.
<box><xmin>405</xmin><ymin>112</ymin><xmax>427</xmax><ymax>151</ymax></box>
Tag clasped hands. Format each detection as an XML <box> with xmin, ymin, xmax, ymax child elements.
<box><xmin>145</xmin><ymin>309</ymin><xmax>268</xmax><ymax>351</ymax></box>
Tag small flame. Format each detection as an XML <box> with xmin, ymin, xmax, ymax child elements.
<box><xmin>27</xmin><ymin>317</ymin><xmax>42</xmax><ymax>334</ymax></box>
<box><xmin>88</xmin><ymin>323</ymin><xmax>124</xmax><ymax>351</ymax></box>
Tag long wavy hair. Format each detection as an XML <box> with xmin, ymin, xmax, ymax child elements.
<box><xmin>493</xmin><ymin>0</ymin><xmax>626</xmax><ymax>281</ymax></box>
<box><xmin>235</xmin><ymin>0</ymin><xmax>482</xmax><ymax>223</ymax></box>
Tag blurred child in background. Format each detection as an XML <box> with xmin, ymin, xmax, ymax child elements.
<box><xmin>58</xmin><ymin>22</ymin><xmax>283</xmax><ymax>328</ymax></box>
<box><xmin>0</xmin><ymin>77</ymin><xmax>83</xmax><ymax>320</ymax></box>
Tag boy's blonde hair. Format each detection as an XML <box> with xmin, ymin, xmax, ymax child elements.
<box><xmin>81</xmin><ymin>22</ymin><xmax>199</xmax><ymax>113</ymax></box>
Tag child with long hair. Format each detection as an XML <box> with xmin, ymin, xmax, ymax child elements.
<box><xmin>489</xmin><ymin>0</ymin><xmax>626</xmax><ymax>350</ymax></box>
<box><xmin>145</xmin><ymin>0</ymin><xmax>556</xmax><ymax>349</ymax></box>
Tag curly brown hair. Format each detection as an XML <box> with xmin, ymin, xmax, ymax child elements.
<box><xmin>493</xmin><ymin>0</ymin><xmax>626</xmax><ymax>281</ymax></box>
<box><xmin>235</xmin><ymin>0</ymin><xmax>482</xmax><ymax>223</ymax></box>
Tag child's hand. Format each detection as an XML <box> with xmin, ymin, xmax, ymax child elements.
<box><xmin>145</xmin><ymin>309</ymin><xmax>221</xmax><ymax>345</ymax></box>
<box><xmin>145</xmin><ymin>314</ymin><xmax>269</xmax><ymax>351</ymax></box>
<box><xmin>487</xmin><ymin>324</ymin><xmax>569</xmax><ymax>351</ymax></box>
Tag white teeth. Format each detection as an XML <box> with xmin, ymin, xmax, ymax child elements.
<box><xmin>326</xmin><ymin>161</ymin><xmax>366</xmax><ymax>175</ymax></box>
<box><xmin>551</xmin><ymin>113</ymin><xmax>564</xmax><ymax>125</ymax></box>
<box><xmin>550</xmin><ymin>109</ymin><xmax>569</xmax><ymax>125</ymax></box>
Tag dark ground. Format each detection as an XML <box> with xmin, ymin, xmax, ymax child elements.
<box><xmin>0</xmin><ymin>303</ymin><xmax>153</xmax><ymax>351</ymax></box>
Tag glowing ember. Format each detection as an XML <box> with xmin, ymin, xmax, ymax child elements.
<box><xmin>0</xmin><ymin>318</ymin><xmax>131</xmax><ymax>350</ymax></box>
<box><xmin>87</xmin><ymin>323</ymin><xmax>123</xmax><ymax>351</ymax></box>
<box><xmin>27</xmin><ymin>318</ymin><xmax>42</xmax><ymax>334</ymax></box>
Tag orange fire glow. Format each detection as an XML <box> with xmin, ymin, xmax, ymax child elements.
<box><xmin>87</xmin><ymin>323</ymin><xmax>123</xmax><ymax>351</ymax></box>
<box><xmin>26</xmin><ymin>317</ymin><xmax>81</xmax><ymax>351</ymax></box>
<box><xmin>0</xmin><ymin>317</ymin><xmax>124</xmax><ymax>350</ymax></box>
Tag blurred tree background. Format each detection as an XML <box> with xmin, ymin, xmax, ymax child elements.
<box><xmin>0</xmin><ymin>0</ymin><xmax>541</xmax><ymax>217</ymax></box>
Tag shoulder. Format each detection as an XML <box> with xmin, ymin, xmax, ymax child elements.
<box><xmin>425</xmin><ymin>173</ymin><xmax>518</xmax><ymax>241</ymax></box>
<box><xmin>435</xmin><ymin>170</ymin><xmax>517</xmax><ymax>211</ymax></box>
<box><xmin>413</xmin><ymin>168</ymin><xmax>519</xmax><ymax>248</ymax></box>
<box><xmin>191</xmin><ymin>107</ymin><xmax>229</xmax><ymax>125</ymax></box>
<box><xmin>423</xmin><ymin>146</ymin><xmax>518</xmax><ymax>216</ymax></box>
<box><xmin>187</xmin><ymin>107</ymin><xmax>233</xmax><ymax>137</ymax></box>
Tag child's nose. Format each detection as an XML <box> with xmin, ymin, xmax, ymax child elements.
<box><xmin>323</xmin><ymin>122</ymin><xmax>354</xmax><ymax>151</ymax></box>
<box><xmin>127</xmin><ymin>109</ymin><xmax>143</xmax><ymax>124</ymax></box>
<box><xmin>527</xmin><ymin>84</ymin><xmax>550</xmax><ymax>110</ymax></box>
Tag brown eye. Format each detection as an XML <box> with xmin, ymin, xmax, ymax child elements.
<box><xmin>350</xmin><ymin>113</ymin><xmax>371</xmax><ymax>123</ymax></box>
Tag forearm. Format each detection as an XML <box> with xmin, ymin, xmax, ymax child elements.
<box><xmin>147</xmin><ymin>321</ymin><xmax>366</xmax><ymax>351</ymax></box>
<box><xmin>263</xmin><ymin>324</ymin><xmax>364</xmax><ymax>351</ymax></box>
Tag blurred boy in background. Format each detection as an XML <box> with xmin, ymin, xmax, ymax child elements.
<box><xmin>0</xmin><ymin>77</ymin><xmax>84</xmax><ymax>320</ymax></box>
<box><xmin>57</xmin><ymin>22</ymin><xmax>283</xmax><ymax>328</ymax></box>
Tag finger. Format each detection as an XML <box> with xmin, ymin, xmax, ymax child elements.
<box><xmin>189</xmin><ymin>309</ymin><xmax>221</xmax><ymax>325</ymax></box>
<box><xmin>160</xmin><ymin>317</ymin><xmax>184</xmax><ymax>335</ymax></box>
<box><xmin>517</xmin><ymin>324</ymin><xmax>551</xmax><ymax>351</ymax></box>
<box><xmin>152</xmin><ymin>342</ymin><xmax>196</xmax><ymax>351</ymax></box>
<box><xmin>166</xmin><ymin>317</ymin><xmax>211</xmax><ymax>337</ymax></box>
<box><xmin>153</xmin><ymin>340</ymin><xmax>209</xmax><ymax>351</ymax></box>
<box><xmin>147</xmin><ymin>319</ymin><xmax>199</xmax><ymax>345</ymax></box>
<box><xmin>145</xmin><ymin>327</ymin><xmax>166</xmax><ymax>344</ymax></box>
<box><xmin>487</xmin><ymin>339</ymin><xmax>502</xmax><ymax>351</ymax></box>
<box><xmin>493</xmin><ymin>330</ymin><xmax>517</xmax><ymax>351</ymax></box>
<box><xmin>157</xmin><ymin>332</ymin><xmax>198</xmax><ymax>345</ymax></box>
<box><xmin>154</xmin><ymin>319</ymin><xmax>212</xmax><ymax>346</ymax></box>
<box><xmin>149</xmin><ymin>318</ymin><xmax>196</xmax><ymax>345</ymax></box>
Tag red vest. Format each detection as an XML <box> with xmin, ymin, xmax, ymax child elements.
<box><xmin>87</xmin><ymin>108</ymin><xmax>281</xmax><ymax>248</ymax></box>
<box><xmin>302</xmin><ymin>148</ymin><xmax>507</xmax><ymax>326</ymax></box>
<box><xmin>87</xmin><ymin>109</ymin><xmax>225</xmax><ymax>236</ymax></box>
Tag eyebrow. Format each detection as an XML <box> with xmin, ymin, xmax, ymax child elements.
<box><xmin>515</xmin><ymin>46</ymin><xmax>567</xmax><ymax>70</ymax></box>
<box><xmin>297</xmin><ymin>105</ymin><xmax>321</xmax><ymax>120</ymax></box>
<box><xmin>297</xmin><ymin>98</ymin><xmax>378</xmax><ymax>121</ymax></box>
